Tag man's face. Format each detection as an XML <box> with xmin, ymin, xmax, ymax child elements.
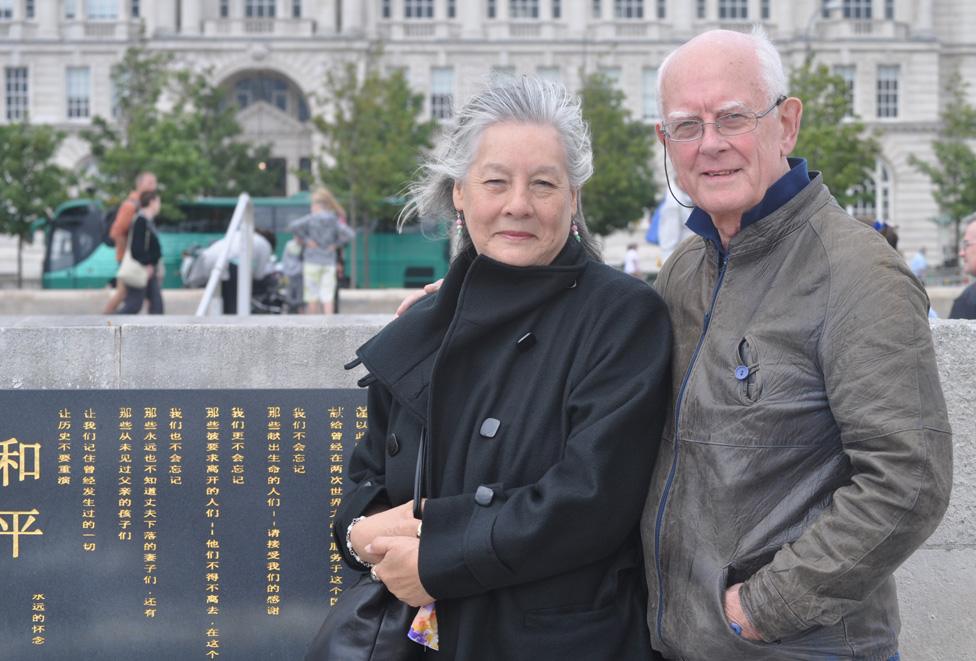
<box><xmin>657</xmin><ymin>37</ymin><xmax>800</xmax><ymax>226</ymax></box>
<box><xmin>961</xmin><ymin>222</ymin><xmax>976</xmax><ymax>277</ymax></box>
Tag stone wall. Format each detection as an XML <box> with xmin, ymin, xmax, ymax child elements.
<box><xmin>1</xmin><ymin>315</ymin><xmax>973</xmax><ymax>660</ymax></box>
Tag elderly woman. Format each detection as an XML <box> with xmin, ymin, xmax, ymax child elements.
<box><xmin>332</xmin><ymin>77</ymin><xmax>671</xmax><ymax>659</ymax></box>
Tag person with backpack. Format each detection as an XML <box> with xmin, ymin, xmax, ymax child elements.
<box><xmin>103</xmin><ymin>171</ymin><xmax>157</xmax><ymax>313</ymax></box>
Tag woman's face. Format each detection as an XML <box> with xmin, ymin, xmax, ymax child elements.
<box><xmin>453</xmin><ymin>122</ymin><xmax>577</xmax><ymax>267</ymax></box>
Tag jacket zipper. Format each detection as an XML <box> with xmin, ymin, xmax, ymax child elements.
<box><xmin>654</xmin><ymin>250</ymin><xmax>729</xmax><ymax>645</ymax></box>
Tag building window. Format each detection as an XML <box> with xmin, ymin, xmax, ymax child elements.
<box><xmin>430</xmin><ymin>67</ymin><xmax>453</xmax><ymax>120</ymax></box>
<box><xmin>510</xmin><ymin>0</ymin><xmax>539</xmax><ymax>18</ymax></box>
<box><xmin>405</xmin><ymin>0</ymin><xmax>433</xmax><ymax>18</ymax></box>
<box><xmin>884</xmin><ymin>0</ymin><xmax>894</xmax><ymax>19</ymax></box>
<box><xmin>536</xmin><ymin>66</ymin><xmax>560</xmax><ymax>82</ymax></box>
<box><xmin>552</xmin><ymin>0</ymin><xmax>561</xmax><ymax>18</ymax></box>
<box><xmin>656</xmin><ymin>0</ymin><xmax>665</xmax><ymax>19</ymax></box>
<box><xmin>447</xmin><ymin>0</ymin><xmax>456</xmax><ymax>18</ymax></box>
<box><xmin>761</xmin><ymin>0</ymin><xmax>770</xmax><ymax>19</ymax></box>
<box><xmin>718</xmin><ymin>0</ymin><xmax>747</xmax><ymax>19</ymax></box>
<box><xmin>615</xmin><ymin>0</ymin><xmax>643</xmax><ymax>18</ymax></box>
<box><xmin>849</xmin><ymin>160</ymin><xmax>892</xmax><ymax>224</ymax></box>
<box><xmin>292</xmin><ymin>0</ymin><xmax>301</xmax><ymax>18</ymax></box>
<box><xmin>220</xmin><ymin>0</ymin><xmax>229</xmax><ymax>18</ymax></box>
<box><xmin>876</xmin><ymin>65</ymin><xmax>898</xmax><ymax>118</ymax></box>
<box><xmin>245</xmin><ymin>0</ymin><xmax>276</xmax><ymax>18</ymax></box>
<box><xmin>491</xmin><ymin>66</ymin><xmax>517</xmax><ymax>82</ymax></box>
<box><xmin>26</xmin><ymin>0</ymin><xmax>36</xmax><ymax>19</ymax></box>
<box><xmin>5</xmin><ymin>67</ymin><xmax>28</xmax><ymax>121</ymax></box>
<box><xmin>298</xmin><ymin>157</ymin><xmax>312</xmax><ymax>191</ymax></box>
<box><xmin>235</xmin><ymin>77</ymin><xmax>290</xmax><ymax>112</ymax></box>
<box><xmin>833</xmin><ymin>64</ymin><xmax>855</xmax><ymax>116</ymax></box>
<box><xmin>592</xmin><ymin>0</ymin><xmax>602</xmax><ymax>19</ymax></box>
<box><xmin>697</xmin><ymin>0</ymin><xmax>705</xmax><ymax>19</ymax></box>
<box><xmin>822</xmin><ymin>0</ymin><xmax>830</xmax><ymax>18</ymax></box>
<box><xmin>487</xmin><ymin>0</ymin><xmax>496</xmax><ymax>18</ymax></box>
<box><xmin>64</xmin><ymin>0</ymin><xmax>76</xmax><ymax>19</ymax></box>
<box><xmin>85</xmin><ymin>0</ymin><xmax>119</xmax><ymax>19</ymax></box>
<box><xmin>0</xmin><ymin>0</ymin><xmax>12</xmax><ymax>19</ymax></box>
<box><xmin>381</xmin><ymin>0</ymin><xmax>391</xmax><ymax>18</ymax></box>
<box><xmin>599</xmin><ymin>66</ymin><xmax>622</xmax><ymax>89</ymax></box>
<box><xmin>66</xmin><ymin>66</ymin><xmax>90</xmax><ymax>119</ymax></box>
<box><xmin>843</xmin><ymin>0</ymin><xmax>871</xmax><ymax>19</ymax></box>
<box><xmin>642</xmin><ymin>67</ymin><xmax>658</xmax><ymax>120</ymax></box>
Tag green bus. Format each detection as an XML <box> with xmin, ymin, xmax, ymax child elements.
<box><xmin>41</xmin><ymin>194</ymin><xmax>450</xmax><ymax>290</ymax></box>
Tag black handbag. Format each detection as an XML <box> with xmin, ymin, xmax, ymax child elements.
<box><xmin>304</xmin><ymin>572</ymin><xmax>420</xmax><ymax>661</ymax></box>
<box><xmin>305</xmin><ymin>430</ymin><xmax>428</xmax><ymax>661</ymax></box>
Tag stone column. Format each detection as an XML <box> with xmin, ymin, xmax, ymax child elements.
<box><xmin>180</xmin><ymin>0</ymin><xmax>201</xmax><ymax>34</ymax></box>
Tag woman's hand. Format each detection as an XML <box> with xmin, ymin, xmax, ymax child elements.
<box><xmin>348</xmin><ymin>501</ymin><xmax>422</xmax><ymax>566</ymax></box>
<box><xmin>368</xmin><ymin>536</ymin><xmax>434</xmax><ymax>607</ymax></box>
<box><xmin>723</xmin><ymin>583</ymin><xmax>762</xmax><ymax>641</ymax></box>
<box><xmin>395</xmin><ymin>279</ymin><xmax>443</xmax><ymax>316</ymax></box>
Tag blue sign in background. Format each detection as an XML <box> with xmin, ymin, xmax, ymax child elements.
<box><xmin>0</xmin><ymin>390</ymin><xmax>364</xmax><ymax>660</ymax></box>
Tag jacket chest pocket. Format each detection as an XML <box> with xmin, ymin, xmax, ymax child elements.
<box><xmin>733</xmin><ymin>335</ymin><xmax>763</xmax><ymax>405</ymax></box>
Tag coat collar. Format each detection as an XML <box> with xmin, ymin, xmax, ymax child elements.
<box><xmin>697</xmin><ymin>171</ymin><xmax>833</xmax><ymax>264</ymax></box>
<box><xmin>355</xmin><ymin>238</ymin><xmax>589</xmax><ymax>420</ymax></box>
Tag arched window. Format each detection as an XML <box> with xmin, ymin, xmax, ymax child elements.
<box><xmin>227</xmin><ymin>72</ymin><xmax>310</xmax><ymax>122</ymax></box>
<box><xmin>848</xmin><ymin>159</ymin><xmax>893</xmax><ymax>223</ymax></box>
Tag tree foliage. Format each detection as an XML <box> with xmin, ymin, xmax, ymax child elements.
<box><xmin>313</xmin><ymin>54</ymin><xmax>435</xmax><ymax>285</ymax></box>
<box><xmin>790</xmin><ymin>58</ymin><xmax>880</xmax><ymax>209</ymax></box>
<box><xmin>909</xmin><ymin>70</ymin><xmax>976</xmax><ymax>262</ymax></box>
<box><xmin>0</xmin><ymin>122</ymin><xmax>74</xmax><ymax>285</ymax></box>
<box><xmin>579</xmin><ymin>73</ymin><xmax>656</xmax><ymax>236</ymax></box>
<box><xmin>83</xmin><ymin>45</ymin><xmax>276</xmax><ymax>210</ymax></box>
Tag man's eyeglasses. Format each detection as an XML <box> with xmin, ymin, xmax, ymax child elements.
<box><xmin>963</xmin><ymin>239</ymin><xmax>975</xmax><ymax>250</ymax></box>
<box><xmin>662</xmin><ymin>96</ymin><xmax>787</xmax><ymax>142</ymax></box>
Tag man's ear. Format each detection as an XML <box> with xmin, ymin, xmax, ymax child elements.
<box><xmin>778</xmin><ymin>97</ymin><xmax>803</xmax><ymax>157</ymax></box>
<box><xmin>655</xmin><ymin>123</ymin><xmax>667</xmax><ymax>147</ymax></box>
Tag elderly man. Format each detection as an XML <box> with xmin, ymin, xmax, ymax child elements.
<box><xmin>640</xmin><ymin>28</ymin><xmax>953</xmax><ymax>660</ymax></box>
<box><xmin>950</xmin><ymin>219</ymin><xmax>976</xmax><ymax>318</ymax></box>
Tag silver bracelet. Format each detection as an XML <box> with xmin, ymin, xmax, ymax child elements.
<box><xmin>345</xmin><ymin>516</ymin><xmax>375</xmax><ymax>568</ymax></box>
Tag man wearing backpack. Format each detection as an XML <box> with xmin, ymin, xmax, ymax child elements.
<box><xmin>103</xmin><ymin>171</ymin><xmax>157</xmax><ymax>313</ymax></box>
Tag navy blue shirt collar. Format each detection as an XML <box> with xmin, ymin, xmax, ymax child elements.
<box><xmin>685</xmin><ymin>158</ymin><xmax>810</xmax><ymax>252</ymax></box>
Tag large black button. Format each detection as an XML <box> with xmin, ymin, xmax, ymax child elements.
<box><xmin>516</xmin><ymin>332</ymin><xmax>536</xmax><ymax>351</ymax></box>
<box><xmin>475</xmin><ymin>485</ymin><xmax>494</xmax><ymax>506</ymax></box>
<box><xmin>480</xmin><ymin>418</ymin><xmax>500</xmax><ymax>438</ymax></box>
<box><xmin>386</xmin><ymin>433</ymin><xmax>400</xmax><ymax>457</ymax></box>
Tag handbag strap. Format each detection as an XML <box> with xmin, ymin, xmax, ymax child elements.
<box><xmin>412</xmin><ymin>428</ymin><xmax>426</xmax><ymax>520</ymax></box>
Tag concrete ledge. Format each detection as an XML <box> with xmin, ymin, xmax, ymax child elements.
<box><xmin>1</xmin><ymin>315</ymin><xmax>974</xmax><ymax>660</ymax></box>
<box><xmin>0</xmin><ymin>288</ymin><xmax>418</xmax><ymax>315</ymax></box>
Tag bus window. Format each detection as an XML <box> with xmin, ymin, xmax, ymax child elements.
<box><xmin>48</xmin><ymin>227</ymin><xmax>75</xmax><ymax>272</ymax></box>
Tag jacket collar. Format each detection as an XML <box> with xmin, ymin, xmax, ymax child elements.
<box><xmin>687</xmin><ymin>158</ymin><xmax>814</xmax><ymax>254</ymax></box>
<box><xmin>355</xmin><ymin>237</ymin><xmax>589</xmax><ymax>420</ymax></box>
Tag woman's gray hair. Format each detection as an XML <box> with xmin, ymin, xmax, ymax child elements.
<box><xmin>656</xmin><ymin>25</ymin><xmax>788</xmax><ymax>117</ymax></box>
<box><xmin>399</xmin><ymin>75</ymin><xmax>602</xmax><ymax>261</ymax></box>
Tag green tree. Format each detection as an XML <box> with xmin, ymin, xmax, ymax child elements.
<box><xmin>0</xmin><ymin>122</ymin><xmax>74</xmax><ymax>286</ymax></box>
<box><xmin>910</xmin><ymin>70</ymin><xmax>976</xmax><ymax>263</ymax></box>
<box><xmin>579</xmin><ymin>73</ymin><xmax>656</xmax><ymax>236</ymax></box>
<box><xmin>313</xmin><ymin>55</ymin><xmax>435</xmax><ymax>286</ymax></box>
<box><xmin>790</xmin><ymin>58</ymin><xmax>880</xmax><ymax>209</ymax></box>
<box><xmin>83</xmin><ymin>45</ymin><xmax>276</xmax><ymax>210</ymax></box>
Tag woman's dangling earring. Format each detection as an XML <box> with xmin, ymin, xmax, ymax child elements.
<box><xmin>455</xmin><ymin>210</ymin><xmax>464</xmax><ymax>238</ymax></box>
<box><xmin>571</xmin><ymin>220</ymin><xmax>581</xmax><ymax>243</ymax></box>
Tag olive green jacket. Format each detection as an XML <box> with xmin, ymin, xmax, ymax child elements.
<box><xmin>641</xmin><ymin>174</ymin><xmax>953</xmax><ymax>660</ymax></box>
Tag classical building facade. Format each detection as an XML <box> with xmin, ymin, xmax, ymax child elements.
<box><xmin>1</xmin><ymin>0</ymin><xmax>971</xmax><ymax>258</ymax></box>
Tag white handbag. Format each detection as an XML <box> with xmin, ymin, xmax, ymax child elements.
<box><xmin>116</xmin><ymin>218</ymin><xmax>150</xmax><ymax>289</ymax></box>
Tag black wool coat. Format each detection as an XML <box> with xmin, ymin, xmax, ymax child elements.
<box><xmin>334</xmin><ymin>238</ymin><xmax>672</xmax><ymax>660</ymax></box>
